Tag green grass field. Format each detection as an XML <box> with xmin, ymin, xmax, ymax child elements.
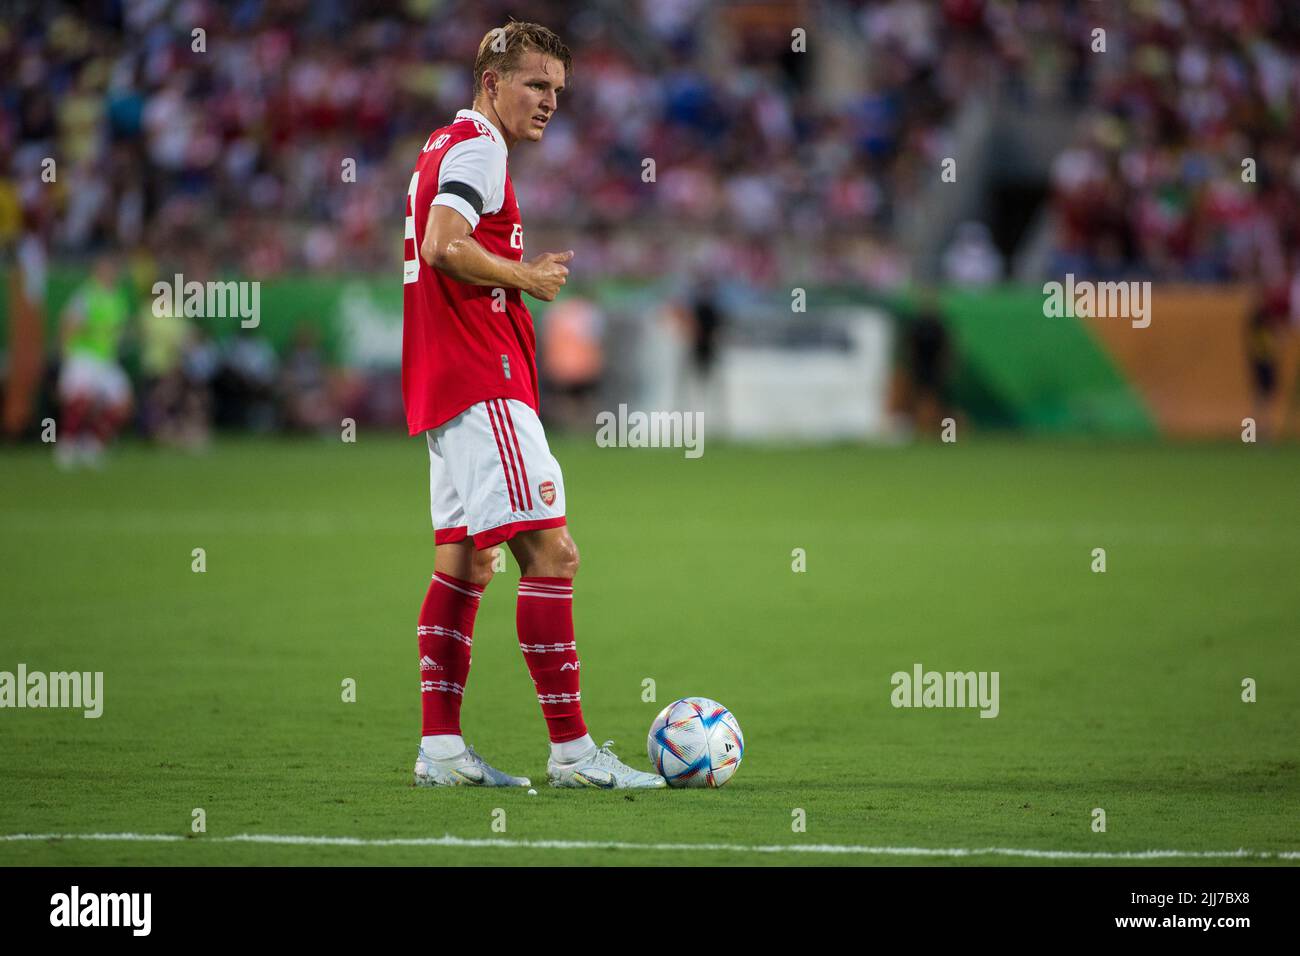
<box><xmin>1</xmin><ymin>433</ymin><xmax>1297</xmax><ymax>866</ymax></box>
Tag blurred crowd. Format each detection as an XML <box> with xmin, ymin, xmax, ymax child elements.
<box><xmin>2</xmin><ymin>0</ymin><xmax>1295</xmax><ymax>290</ymax></box>
<box><xmin>1047</xmin><ymin>1</ymin><xmax>1300</xmax><ymax>286</ymax></box>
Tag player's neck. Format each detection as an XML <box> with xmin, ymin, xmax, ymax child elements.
<box><xmin>469</xmin><ymin>100</ymin><xmax>515</xmax><ymax>151</ymax></box>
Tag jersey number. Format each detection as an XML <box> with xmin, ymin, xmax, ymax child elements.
<box><xmin>403</xmin><ymin>171</ymin><xmax>420</xmax><ymax>285</ymax></box>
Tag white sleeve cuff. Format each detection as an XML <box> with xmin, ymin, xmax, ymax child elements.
<box><xmin>430</xmin><ymin>193</ymin><xmax>479</xmax><ymax>231</ymax></box>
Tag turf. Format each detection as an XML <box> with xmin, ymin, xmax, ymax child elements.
<box><xmin>0</xmin><ymin>433</ymin><xmax>1297</xmax><ymax>866</ymax></box>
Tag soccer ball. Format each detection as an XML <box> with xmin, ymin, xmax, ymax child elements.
<box><xmin>647</xmin><ymin>697</ymin><xmax>744</xmax><ymax>788</ymax></box>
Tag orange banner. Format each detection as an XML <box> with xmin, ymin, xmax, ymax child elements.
<box><xmin>1082</xmin><ymin>286</ymin><xmax>1299</xmax><ymax>439</ymax></box>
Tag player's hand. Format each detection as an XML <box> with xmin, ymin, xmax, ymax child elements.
<box><xmin>522</xmin><ymin>251</ymin><xmax>573</xmax><ymax>301</ymax></box>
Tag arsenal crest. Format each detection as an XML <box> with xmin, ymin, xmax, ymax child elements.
<box><xmin>538</xmin><ymin>480</ymin><xmax>557</xmax><ymax>506</ymax></box>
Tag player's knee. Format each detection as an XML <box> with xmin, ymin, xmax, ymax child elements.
<box><xmin>511</xmin><ymin>528</ymin><xmax>579</xmax><ymax>579</ymax></box>
<box><xmin>468</xmin><ymin>547</ymin><xmax>499</xmax><ymax>588</ymax></box>
<box><xmin>551</xmin><ymin>536</ymin><xmax>579</xmax><ymax>579</ymax></box>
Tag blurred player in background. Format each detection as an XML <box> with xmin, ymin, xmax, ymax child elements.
<box><xmin>685</xmin><ymin>278</ymin><xmax>725</xmax><ymax>426</ymax></box>
<box><xmin>903</xmin><ymin>290</ymin><xmax>955</xmax><ymax>436</ymax></box>
<box><xmin>402</xmin><ymin>21</ymin><xmax>664</xmax><ymax>790</ymax></box>
<box><xmin>55</xmin><ymin>254</ymin><xmax>131</xmax><ymax>468</ymax></box>
<box><xmin>1245</xmin><ymin>283</ymin><xmax>1292</xmax><ymax>442</ymax></box>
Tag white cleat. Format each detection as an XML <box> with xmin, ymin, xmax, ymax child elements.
<box><xmin>413</xmin><ymin>744</ymin><xmax>531</xmax><ymax>788</ymax></box>
<box><xmin>547</xmin><ymin>740</ymin><xmax>668</xmax><ymax>790</ymax></box>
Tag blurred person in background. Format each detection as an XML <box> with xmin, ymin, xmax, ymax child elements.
<box><xmin>175</xmin><ymin>326</ymin><xmax>219</xmax><ymax>450</ymax></box>
<box><xmin>1245</xmin><ymin>283</ymin><xmax>1292</xmax><ymax>442</ymax></box>
<box><xmin>3</xmin><ymin>229</ymin><xmax>48</xmax><ymax>441</ymax></box>
<box><xmin>641</xmin><ymin>298</ymin><xmax>693</xmax><ymax>415</ymax></box>
<box><xmin>214</xmin><ymin>327</ymin><xmax>278</xmax><ymax>432</ymax></box>
<box><xmin>138</xmin><ymin>283</ymin><xmax>191</xmax><ymax>443</ymax></box>
<box><xmin>55</xmin><ymin>254</ymin><xmax>131</xmax><ymax>468</ymax></box>
<box><xmin>539</xmin><ymin>296</ymin><xmax>604</xmax><ymax>430</ymax></box>
<box><xmin>902</xmin><ymin>290</ymin><xmax>955</xmax><ymax>437</ymax></box>
<box><xmin>683</xmin><ymin>279</ymin><xmax>725</xmax><ymax>422</ymax></box>
<box><xmin>280</xmin><ymin>320</ymin><xmax>336</xmax><ymax>434</ymax></box>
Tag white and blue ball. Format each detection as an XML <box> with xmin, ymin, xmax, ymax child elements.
<box><xmin>647</xmin><ymin>697</ymin><xmax>744</xmax><ymax>788</ymax></box>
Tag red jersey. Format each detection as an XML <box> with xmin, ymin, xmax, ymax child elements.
<box><xmin>402</xmin><ymin>109</ymin><xmax>539</xmax><ymax>434</ymax></box>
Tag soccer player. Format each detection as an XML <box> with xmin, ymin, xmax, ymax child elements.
<box><xmin>402</xmin><ymin>21</ymin><xmax>664</xmax><ymax>789</ymax></box>
<box><xmin>56</xmin><ymin>255</ymin><xmax>133</xmax><ymax>468</ymax></box>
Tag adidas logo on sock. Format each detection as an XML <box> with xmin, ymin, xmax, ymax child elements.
<box><xmin>419</xmin><ymin>656</ymin><xmax>444</xmax><ymax>672</ymax></box>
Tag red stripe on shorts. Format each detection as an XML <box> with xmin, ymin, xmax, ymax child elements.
<box><xmin>498</xmin><ymin>399</ymin><xmax>534</xmax><ymax>510</ymax></box>
<box><xmin>485</xmin><ymin>401</ymin><xmax>519</xmax><ymax>512</ymax></box>
<box><xmin>490</xmin><ymin>399</ymin><xmax>527</xmax><ymax>512</ymax></box>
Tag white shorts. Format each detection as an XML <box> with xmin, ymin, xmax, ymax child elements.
<box><xmin>58</xmin><ymin>354</ymin><xmax>132</xmax><ymax>407</ymax></box>
<box><xmin>426</xmin><ymin>398</ymin><xmax>567</xmax><ymax>549</ymax></box>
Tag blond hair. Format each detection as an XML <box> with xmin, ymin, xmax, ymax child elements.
<box><xmin>473</xmin><ymin>20</ymin><xmax>571</xmax><ymax>97</ymax></box>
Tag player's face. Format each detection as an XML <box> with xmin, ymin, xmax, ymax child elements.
<box><xmin>94</xmin><ymin>258</ymin><xmax>119</xmax><ymax>287</ymax></box>
<box><xmin>499</xmin><ymin>52</ymin><xmax>565</xmax><ymax>144</ymax></box>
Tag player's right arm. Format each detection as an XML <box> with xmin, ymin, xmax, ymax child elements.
<box><xmin>421</xmin><ymin>204</ymin><xmax>572</xmax><ymax>302</ymax></box>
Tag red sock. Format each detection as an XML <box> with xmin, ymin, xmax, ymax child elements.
<box><xmin>93</xmin><ymin>403</ymin><xmax>127</xmax><ymax>443</ymax></box>
<box><xmin>517</xmin><ymin>576</ymin><xmax>588</xmax><ymax>743</ymax></box>
<box><xmin>418</xmin><ymin>571</ymin><xmax>484</xmax><ymax>736</ymax></box>
<box><xmin>63</xmin><ymin>397</ymin><xmax>90</xmax><ymax>439</ymax></box>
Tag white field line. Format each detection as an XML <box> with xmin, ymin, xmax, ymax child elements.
<box><xmin>3</xmin><ymin>833</ymin><xmax>1298</xmax><ymax>860</ymax></box>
